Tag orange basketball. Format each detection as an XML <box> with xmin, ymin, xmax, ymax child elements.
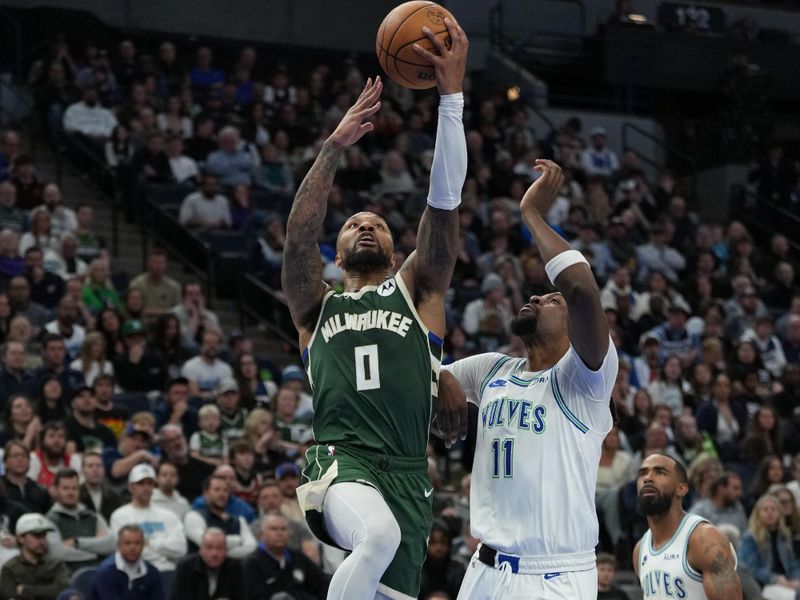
<box><xmin>376</xmin><ymin>1</ymin><xmax>456</xmax><ymax>90</ymax></box>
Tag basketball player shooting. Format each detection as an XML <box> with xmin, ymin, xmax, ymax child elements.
<box><xmin>439</xmin><ymin>160</ymin><xmax>619</xmax><ymax>599</ymax></box>
<box><xmin>281</xmin><ymin>17</ymin><xmax>469</xmax><ymax>600</ymax></box>
<box><xmin>634</xmin><ymin>453</ymin><xmax>742</xmax><ymax>599</ymax></box>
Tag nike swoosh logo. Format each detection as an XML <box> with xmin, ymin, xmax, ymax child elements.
<box><xmin>544</xmin><ymin>572</ymin><xmax>561</xmax><ymax>580</ymax></box>
<box><xmin>424</xmin><ymin>488</ymin><xmax>434</xmax><ymax>497</ymax></box>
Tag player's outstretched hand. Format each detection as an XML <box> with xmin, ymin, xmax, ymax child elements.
<box><xmin>435</xmin><ymin>370</ymin><xmax>469</xmax><ymax>448</ymax></box>
<box><xmin>413</xmin><ymin>17</ymin><xmax>468</xmax><ymax>96</ymax></box>
<box><xmin>520</xmin><ymin>159</ymin><xmax>565</xmax><ymax>217</ymax></box>
<box><xmin>328</xmin><ymin>76</ymin><xmax>382</xmax><ymax>147</ymax></box>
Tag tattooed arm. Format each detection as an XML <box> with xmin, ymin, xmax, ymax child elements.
<box><xmin>282</xmin><ymin>77</ymin><xmax>382</xmax><ymax>344</ymax></box>
<box><xmin>687</xmin><ymin>523</ymin><xmax>742</xmax><ymax>600</ymax></box>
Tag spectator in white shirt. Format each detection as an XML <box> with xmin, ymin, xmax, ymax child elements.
<box><xmin>636</xmin><ymin>222</ymin><xmax>686</xmax><ymax>285</ymax></box>
<box><xmin>44</xmin><ymin>296</ymin><xmax>86</xmax><ymax>360</ymax></box>
<box><xmin>181</xmin><ymin>329</ymin><xmax>233</xmax><ymax>399</ymax></box>
<box><xmin>109</xmin><ymin>463</ymin><xmax>187</xmax><ymax>571</ymax></box>
<box><xmin>178</xmin><ymin>172</ymin><xmax>231</xmax><ymax>230</ymax></box>
<box><xmin>581</xmin><ymin>126</ymin><xmax>619</xmax><ymax>178</ymax></box>
<box><xmin>150</xmin><ymin>460</ymin><xmax>191</xmax><ymax>520</ymax></box>
<box><xmin>62</xmin><ymin>86</ymin><xmax>117</xmax><ymax>142</ymax></box>
<box><xmin>167</xmin><ymin>136</ymin><xmax>199</xmax><ymax>185</ymax></box>
<box><xmin>34</xmin><ymin>183</ymin><xmax>78</xmax><ymax>239</ymax></box>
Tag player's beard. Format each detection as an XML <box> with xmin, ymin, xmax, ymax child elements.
<box><xmin>510</xmin><ymin>312</ymin><xmax>538</xmax><ymax>339</ymax></box>
<box><xmin>340</xmin><ymin>245</ymin><xmax>392</xmax><ymax>274</ymax></box>
<box><xmin>636</xmin><ymin>488</ymin><xmax>672</xmax><ymax>516</ymax></box>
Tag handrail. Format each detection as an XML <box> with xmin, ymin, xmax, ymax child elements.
<box><xmin>59</xmin><ymin>133</ymin><xmax>119</xmax><ymax>256</ymax></box>
<box><xmin>730</xmin><ymin>184</ymin><xmax>800</xmax><ymax>256</ymax></box>
<box><xmin>239</xmin><ymin>273</ymin><xmax>298</xmax><ymax>350</ymax></box>
<box><xmin>621</xmin><ymin>121</ymin><xmax>696</xmax><ymax>171</ymax></box>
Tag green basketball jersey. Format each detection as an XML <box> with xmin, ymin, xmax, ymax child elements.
<box><xmin>302</xmin><ymin>275</ymin><xmax>442</xmax><ymax>457</ymax></box>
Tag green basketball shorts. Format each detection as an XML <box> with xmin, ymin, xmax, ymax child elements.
<box><xmin>299</xmin><ymin>444</ymin><xmax>433</xmax><ymax>599</ymax></box>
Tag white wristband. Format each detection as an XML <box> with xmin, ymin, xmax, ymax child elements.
<box><xmin>545</xmin><ymin>250</ymin><xmax>590</xmax><ymax>285</ymax></box>
<box><xmin>427</xmin><ymin>92</ymin><xmax>467</xmax><ymax>211</ymax></box>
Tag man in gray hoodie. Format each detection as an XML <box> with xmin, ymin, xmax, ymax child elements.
<box><xmin>45</xmin><ymin>467</ymin><xmax>115</xmax><ymax>570</ymax></box>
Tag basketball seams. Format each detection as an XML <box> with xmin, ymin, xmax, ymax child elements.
<box><xmin>385</xmin><ymin>1</ymin><xmax>435</xmax><ymax>56</ymax></box>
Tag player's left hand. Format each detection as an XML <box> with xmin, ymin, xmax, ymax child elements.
<box><xmin>520</xmin><ymin>159</ymin><xmax>565</xmax><ymax>216</ymax></box>
<box><xmin>413</xmin><ymin>17</ymin><xmax>468</xmax><ymax>95</ymax></box>
<box><xmin>435</xmin><ymin>370</ymin><xmax>469</xmax><ymax>448</ymax></box>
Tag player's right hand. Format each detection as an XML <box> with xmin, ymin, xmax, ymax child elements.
<box><xmin>435</xmin><ymin>370</ymin><xmax>469</xmax><ymax>448</ymax></box>
<box><xmin>328</xmin><ymin>76</ymin><xmax>382</xmax><ymax>147</ymax></box>
<box><xmin>519</xmin><ymin>159</ymin><xmax>565</xmax><ymax>216</ymax></box>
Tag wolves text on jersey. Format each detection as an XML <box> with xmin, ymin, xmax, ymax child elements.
<box><xmin>481</xmin><ymin>397</ymin><xmax>547</xmax><ymax>434</ymax></box>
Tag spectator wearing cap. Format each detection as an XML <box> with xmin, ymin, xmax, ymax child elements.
<box><xmin>461</xmin><ymin>273</ymin><xmax>513</xmax><ymax>338</ymax></box>
<box><xmin>172</xmin><ymin>527</ymin><xmax>244</xmax><ymax>600</ymax></box>
<box><xmin>581</xmin><ymin>126</ymin><xmax>619</xmax><ymax>178</ymax></box>
<box><xmin>216</xmin><ymin>378</ymin><xmax>248</xmax><ymax>445</ymax></box>
<box><xmin>2</xmin><ymin>441</ymin><xmax>52</xmax><ymax>514</ymax></box>
<box><xmin>129</xmin><ymin>249</ymin><xmax>182</xmax><ymax>320</ymax></box>
<box><xmin>636</xmin><ymin>223</ymin><xmax>686</xmax><ymax>285</ymax></box>
<box><xmin>45</xmin><ymin>467</ymin><xmax>114</xmax><ymax>570</ymax></box>
<box><xmin>88</xmin><ymin>524</ymin><xmax>165</xmax><ymax>600</ymax></box>
<box><xmin>79</xmin><ymin>451</ymin><xmax>123</xmax><ymax>523</ymax></box>
<box><xmin>104</xmin><ymin>422</ymin><xmax>159</xmax><ymax>488</ymax></box>
<box><xmin>644</xmin><ymin>301</ymin><xmax>701</xmax><ymax>367</ymax></box>
<box><xmin>181</xmin><ymin>330</ymin><xmax>233</xmax><ymax>400</ymax></box>
<box><xmin>29</xmin><ymin>421</ymin><xmax>82</xmax><ymax>489</ymax></box>
<box><xmin>184</xmin><ymin>475</ymin><xmax>257</xmax><ymax>559</ymax></box>
<box><xmin>280</xmin><ymin>365</ymin><xmax>313</xmax><ymax>418</ymax></box>
<box><xmin>191</xmin><ymin>465</ymin><xmax>255</xmax><ymax>523</ymax></box>
<box><xmin>274</xmin><ymin>462</ymin><xmax>304</xmax><ymax>526</ymax></box>
<box><xmin>113</xmin><ymin>320</ymin><xmax>168</xmax><ymax>393</ymax></box>
<box><xmin>178</xmin><ymin>172</ymin><xmax>232</xmax><ymax>231</ymax></box>
<box><xmin>0</xmin><ymin>513</ymin><xmax>70</xmax><ymax>599</ymax></box>
<box><xmin>110</xmin><ymin>464</ymin><xmax>187</xmax><ymax>572</ymax></box>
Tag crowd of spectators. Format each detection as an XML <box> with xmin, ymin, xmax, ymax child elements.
<box><xmin>0</xmin><ymin>25</ymin><xmax>795</xmax><ymax>600</ymax></box>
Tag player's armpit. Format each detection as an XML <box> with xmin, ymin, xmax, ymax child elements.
<box><xmin>688</xmin><ymin>524</ymin><xmax>742</xmax><ymax>600</ymax></box>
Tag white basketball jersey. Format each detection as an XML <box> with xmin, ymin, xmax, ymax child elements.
<box><xmin>443</xmin><ymin>341</ymin><xmax>617</xmax><ymax>569</ymax></box>
<box><xmin>638</xmin><ymin>513</ymin><xmax>708</xmax><ymax>599</ymax></box>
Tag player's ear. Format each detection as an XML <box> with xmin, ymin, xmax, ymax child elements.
<box><xmin>675</xmin><ymin>482</ymin><xmax>689</xmax><ymax>499</ymax></box>
<box><xmin>335</xmin><ymin>253</ymin><xmax>343</xmax><ymax>268</ymax></box>
<box><xmin>390</xmin><ymin>252</ymin><xmax>396</xmax><ymax>271</ymax></box>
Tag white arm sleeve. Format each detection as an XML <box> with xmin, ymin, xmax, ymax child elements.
<box><xmin>441</xmin><ymin>353</ymin><xmax>510</xmax><ymax>406</ymax></box>
<box><xmin>427</xmin><ymin>93</ymin><xmax>467</xmax><ymax>210</ymax></box>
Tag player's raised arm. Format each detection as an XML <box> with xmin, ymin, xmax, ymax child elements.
<box><xmin>282</xmin><ymin>77</ymin><xmax>382</xmax><ymax>337</ymax></box>
<box><xmin>399</xmin><ymin>18</ymin><xmax>468</xmax><ymax>337</ymax></box>
<box><xmin>687</xmin><ymin>523</ymin><xmax>743</xmax><ymax>599</ymax></box>
<box><xmin>519</xmin><ymin>160</ymin><xmax>609</xmax><ymax>370</ymax></box>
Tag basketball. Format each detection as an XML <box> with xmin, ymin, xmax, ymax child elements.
<box><xmin>376</xmin><ymin>1</ymin><xmax>456</xmax><ymax>90</ymax></box>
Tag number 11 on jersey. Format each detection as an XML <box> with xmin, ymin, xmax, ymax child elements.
<box><xmin>491</xmin><ymin>438</ymin><xmax>514</xmax><ymax>478</ymax></box>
